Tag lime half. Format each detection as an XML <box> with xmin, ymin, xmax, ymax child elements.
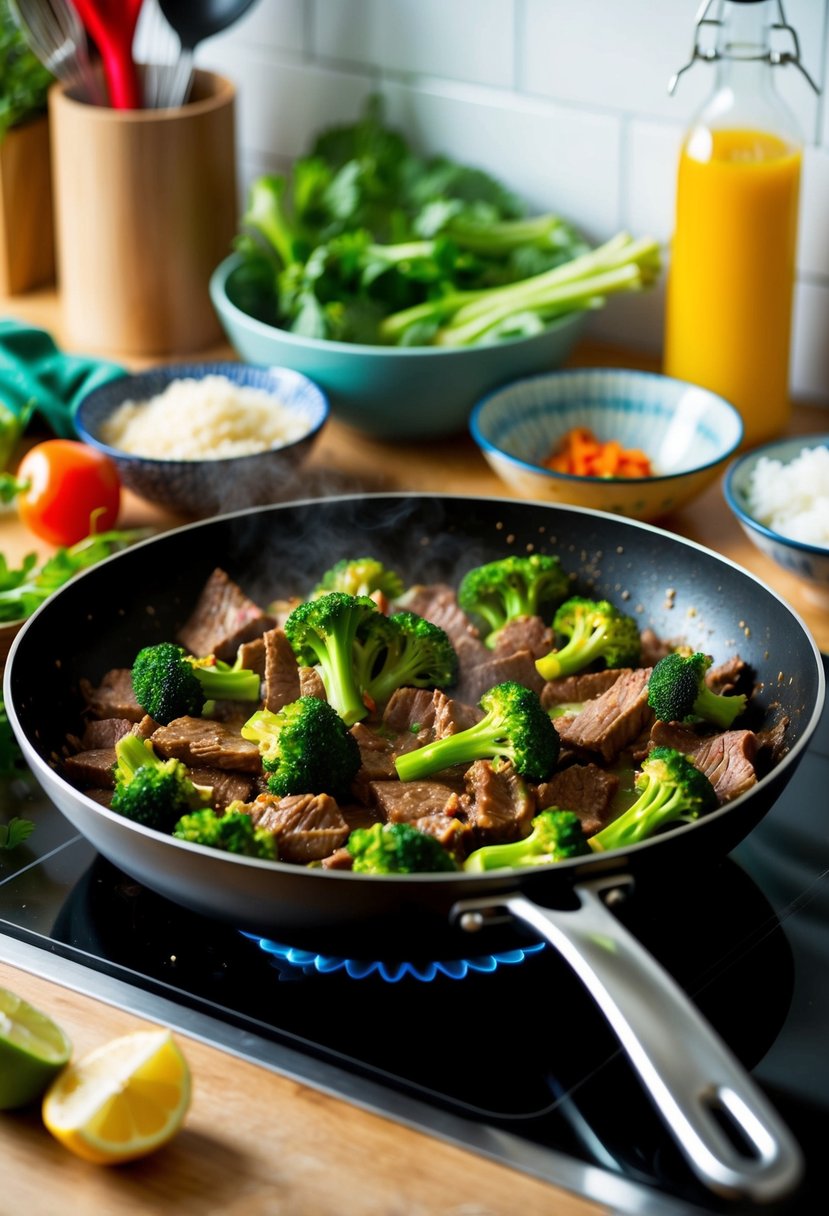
<box><xmin>0</xmin><ymin>986</ymin><xmax>72</xmax><ymax>1110</ymax></box>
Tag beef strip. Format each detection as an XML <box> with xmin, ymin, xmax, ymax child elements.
<box><xmin>79</xmin><ymin>669</ymin><xmax>144</xmax><ymax>722</ymax></box>
<box><xmin>299</xmin><ymin>667</ymin><xmax>326</xmax><ymax>700</ymax></box>
<box><xmin>540</xmin><ymin>669</ymin><xmax>628</xmax><ymax>709</ymax></box>
<box><xmin>176</xmin><ymin>568</ymin><xmax>276</xmax><ymax>661</ymax></box>
<box><xmin>534</xmin><ymin>762</ymin><xmax>620</xmax><ymax>837</ymax></box>
<box><xmin>150</xmin><ymin>716</ymin><xmax>263</xmax><ymax>773</ymax></box>
<box><xmin>246</xmin><ymin>792</ymin><xmax>350</xmax><ymax>863</ymax></box>
<box><xmin>187</xmin><ymin>767</ymin><xmax>257</xmax><ymax>811</ymax></box>
<box><xmin>367</xmin><ymin>779</ymin><xmax>463</xmax><ymax>823</ymax></box>
<box><xmin>455</xmin><ymin>648</ymin><xmax>546</xmax><ymax>704</ymax></box>
<box><xmin>262</xmin><ymin>627</ymin><xmax>301</xmax><ymax>712</ymax></box>
<box><xmin>708</xmin><ymin>654</ymin><xmax>749</xmax><ymax>694</ymax></box>
<box><xmin>73</xmin><ymin>717</ymin><xmax>135</xmax><ymax>750</ymax></box>
<box><xmin>492</xmin><ymin>616</ymin><xmax>555</xmax><ymax>661</ymax></box>
<box><xmin>237</xmin><ymin>636</ymin><xmax>267</xmax><ymax>678</ymax></box>
<box><xmin>462</xmin><ymin>759</ymin><xmax>536</xmax><ymax>843</ymax></box>
<box><xmin>350</xmin><ymin>722</ymin><xmax>398</xmax><ymax>782</ymax></box>
<box><xmin>555</xmin><ymin>667</ymin><xmax>653</xmax><ymax>763</ymax></box>
<box><xmin>648</xmin><ymin>721</ymin><xmax>758</xmax><ymax>803</ymax></box>
<box><xmin>63</xmin><ymin>748</ymin><xmax>117</xmax><ymax>789</ymax></box>
<box><xmin>382</xmin><ymin>687</ymin><xmax>439</xmax><ymax>736</ymax></box>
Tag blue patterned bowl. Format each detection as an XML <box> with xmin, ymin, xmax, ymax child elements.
<box><xmin>723</xmin><ymin>435</ymin><xmax>829</xmax><ymax>608</ymax></box>
<box><xmin>470</xmin><ymin>367</ymin><xmax>744</xmax><ymax>521</ymax></box>
<box><xmin>75</xmin><ymin>361</ymin><xmax>329</xmax><ymax>519</ymax></box>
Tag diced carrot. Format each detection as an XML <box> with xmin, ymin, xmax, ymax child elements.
<box><xmin>542</xmin><ymin>426</ymin><xmax>653</xmax><ymax>479</ymax></box>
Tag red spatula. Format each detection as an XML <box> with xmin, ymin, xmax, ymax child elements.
<box><xmin>72</xmin><ymin>0</ymin><xmax>144</xmax><ymax>108</ymax></box>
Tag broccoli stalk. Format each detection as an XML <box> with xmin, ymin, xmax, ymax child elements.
<box><xmin>131</xmin><ymin>642</ymin><xmax>261</xmax><ymax>726</ymax></box>
<box><xmin>379</xmin><ymin>232</ymin><xmax>661</xmax><ymax>346</ymax></box>
<box><xmin>464</xmin><ymin>808</ymin><xmax>589</xmax><ymax>871</ymax></box>
<box><xmin>647</xmin><ymin>651</ymin><xmax>748</xmax><ymax>729</ymax></box>
<box><xmin>111</xmin><ymin>733</ymin><xmax>212</xmax><ymax>833</ymax></box>
<box><xmin>313</xmin><ymin>556</ymin><xmax>404</xmax><ymax>601</ymax></box>
<box><xmin>394</xmin><ymin>680</ymin><xmax>560</xmax><ymax>783</ymax></box>
<box><xmin>347</xmin><ymin>821</ymin><xmax>458</xmax><ymax>873</ymax></box>
<box><xmin>458</xmin><ymin>554</ymin><xmax>569</xmax><ymax>649</ymax></box>
<box><xmin>283</xmin><ymin>591</ymin><xmax>378</xmax><ymax>726</ymax></box>
<box><xmin>172</xmin><ymin>806</ymin><xmax>277</xmax><ymax>860</ymax></box>
<box><xmin>535</xmin><ymin>596</ymin><xmax>641</xmax><ymax>681</ymax></box>
<box><xmin>588</xmin><ymin>746</ymin><xmax>717</xmax><ymax>853</ymax></box>
<box><xmin>355</xmin><ymin>610</ymin><xmax>458</xmax><ymax>706</ymax></box>
<box><xmin>241</xmin><ymin>696</ymin><xmax>361</xmax><ymax>799</ymax></box>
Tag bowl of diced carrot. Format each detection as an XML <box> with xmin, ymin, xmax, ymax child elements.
<box><xmin>469</xmin><ymin>367</ymin><xmax>744</xmax><ymax>521</ymax></box>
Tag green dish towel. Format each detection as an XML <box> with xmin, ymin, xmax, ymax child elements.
<box><xmin>0</xmin><ymin>318</ymin><xmax>127</xmax><ymax>446</ymax></box>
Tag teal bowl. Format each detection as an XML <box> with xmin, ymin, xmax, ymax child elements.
<box><xmin>209</xmin><ymin>253</ymin><xmax>587</xmax><ymax>440</ymax></box>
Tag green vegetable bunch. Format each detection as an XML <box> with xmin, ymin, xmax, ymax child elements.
<box><xmin>0</xmin><ymin>528</ymin><xmax>152</xmax><ymax>624</ymax></box>
<box><xmin>233</xmin><ymin>95</ymin><xmax>660</xmax><ymax>348</ymax></box>
<box><xmin>0</xmin><ymin>1</ymin><xmax>53</xmax><ymax>140</ymax></box>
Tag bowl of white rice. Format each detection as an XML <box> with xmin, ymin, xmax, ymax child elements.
<box><xmin>74</xmin><ymin>362</ymin><xmax>329</xmax><ymax>518</ymax></box>
<box><xmin>723</xmin><ymin>434</ymin><xmax>829</xmax><ymax>606</ymax></box>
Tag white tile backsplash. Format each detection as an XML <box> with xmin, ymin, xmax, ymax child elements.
<box><xmin>194</xmin><ymin>0</ymin><xmax>829</xmax><ymax>405</ymax></box>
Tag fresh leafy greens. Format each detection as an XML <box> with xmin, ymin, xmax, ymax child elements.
<box><xmin>233</xmin><ymin>95</ymin><xmax>660</xmax><ymax>348</ymax></box>
<box><xmin>0</xmin><ymin>528</ymin><xmax>152</xmax><ymax>623</ymax></box>
<box><xmin>0</xmin><ymin>1</ymin><xmax>54</xmax><ymax>140</ymax></box>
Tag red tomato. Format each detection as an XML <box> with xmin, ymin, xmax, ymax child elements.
<box><xmin>15</xmin><ymin>440</ymin><xmax>121</xmax><ymax>547</ymax></box>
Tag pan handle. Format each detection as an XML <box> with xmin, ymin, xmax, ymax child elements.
<box><xmin>451</xmin><ymin>876</ymin><xmax>803</xmax><ymax>1204</ymax></box>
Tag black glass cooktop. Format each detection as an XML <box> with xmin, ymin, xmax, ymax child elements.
<box><xmin>1</xmin><ymin>658</ymin><xmax>828</xmax><ymax>1216</ymax></box>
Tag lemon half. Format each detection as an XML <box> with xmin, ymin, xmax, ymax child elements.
<box><xmin>42</xmin><ymin>1028</ymin><xmax>191</xmax><ymax>1164</ymax></box>
<box><xmin>0</xmin><ymin>985</ymin><xmax>72</xmax><ymax>1110</ymax></box>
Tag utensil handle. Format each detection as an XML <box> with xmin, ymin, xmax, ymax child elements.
<box><xmin>451</xmin><ymin>878</ymin><xmax>803</xmax><ymax>1203</ymax></box>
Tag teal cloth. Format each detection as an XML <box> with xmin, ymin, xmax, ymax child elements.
<box><xmin>0</xmin><ymin>318</ymin><xmax>127</xmax><ymax>439</ymax></box>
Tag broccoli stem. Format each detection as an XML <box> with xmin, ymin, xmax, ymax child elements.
<box><xmin>243</xmin><ymin>174</ymin><xmax>302</xmax><ymax>269</ymax></box>
<box><xmin>445</xmin><ymin>213</ymin><xmax>570</xmax><ymax>255</ymax></box>
<box><xmin>113</xmin><ymin>732</ymin><xmax>155</xmax><ymax>782</ymax></box>
<box><xmin>196</xmin><ymin>665</ymin><xmax>261</xmax><ymax>703</ymax></box>
<box><xmin>692</xmin><ymin>683</ymin><xmax>748</xmax><ymax>730</ymax></box>
<box><xmin>395</xmin><ymin>717</ymin><xmax>510</xmax><ymax>781</ymax></box>
<box><xmin>536</xmin><ymin>620</ymin><xmax>610</xmax><ymax>681</ymax></box>
<box><xmin>589</xmin><ymin>782</ymin><xmax>686</xmax><ymax>852</ymax></box>
<box><xmin>379</xmin><ymin>232</ymin><xmax>660</xmax><ymax>347</ymax></box>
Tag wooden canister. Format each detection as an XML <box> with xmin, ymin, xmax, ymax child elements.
<box><xmin>49</xmin><ymin>71</ymin><xmax>237</xmax><ymax>357</ymax></box>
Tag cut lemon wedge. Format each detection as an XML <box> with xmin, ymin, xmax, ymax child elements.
<box><xmin>0</xmin><ymin>985</ymin><xmax>72</xmax><ymax>1110</ymax></box>
<box><xmin>42</xmin><ymin>1028</ymin><xmax>191</xmax><ymax>1164</ymax></box>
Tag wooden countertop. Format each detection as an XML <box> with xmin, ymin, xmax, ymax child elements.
<box><xmin>1</xmin><ymin>287</ymin><xmax>827</xmax><ymax>1214</ymax></box>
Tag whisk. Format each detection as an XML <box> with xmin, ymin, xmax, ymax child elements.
<box><xmin>10</xmin><ymin>0</ymin><xmax>105</xmax><ymax>105</ymax></box>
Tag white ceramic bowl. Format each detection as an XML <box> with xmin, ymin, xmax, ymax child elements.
<box><xmin>470</xmin><ymin>367</ymin><xmax>744</xmax><ymax>521</ymax></box>
<box><xmin>723</xmin><ymin>434</ymin><xmax>829</xmax><ymax>608</ymax></box>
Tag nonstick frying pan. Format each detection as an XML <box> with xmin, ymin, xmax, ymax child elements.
<box><xmin>5</xmin><ymin>494</ymin><xmax>825</xmax><ymax>1203</ymax></box>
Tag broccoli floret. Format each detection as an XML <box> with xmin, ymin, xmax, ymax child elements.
<box><xmin>355</xmin><ymin>610</ymin><xmax>458</xmax><ymax>706</ymax></box>
<box><xmin>647</xmin><ymin>651</ymin><xmax>748</xmax><ymax>729</ymax></box>
<box><xmin>394</xmin><ymin>680</ymin><xmax>560</xmax><ymax>783</ymax></box>
<box><xmin>535</xmin><ymin>596</ymin><xmax>641</xmax><ymax>680</ymax></box>
<box><xmin>464</xmin><ymin>808</ymin><xmax>589</xmax><ymax>871</ymax></box>
<box><xmin>110</xmin><ymin>733</ymin><xmax>211</xmax><ymax>833</ymax></box>
<box><xmin>588</xmin><ymin>746</ymin><xmax>717</xmax><ymax>853</ymax></box>
<box><xmin>283</xmin><ymin>591</ymin><xmax>378</xmax><ymax>726</ymax></box>
<box><xmin>172</xmin><ymin>806</ymin><xmax>277</xmax><ymax>859</ymax></box>
<box><xmin>347</xmin><ymin>821</ymin><xmax>458</xmax><ymax>873</ymax></box>
<box><xmin>240</xmin><ymin>696</ymin><xmax>361</xmax><ymax>799</ymax></box>
<box><xmin>131</xmin><ymin>642</ymin><xmax>261</xmax><ymax>725</ymax></box>
<box><xmin>458</xmin><ymin>554</ymin><xmax>569</xmax><ymax>648</ymax></box>
<box><xmin>313</xmin><ymin>556</ymin><xmax>404</xmax><ymax>601</ymax></box>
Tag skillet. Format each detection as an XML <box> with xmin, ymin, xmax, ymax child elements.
<box><xmin>4</xmin><ymin>493</ymin><xmax>825</xmax><ymax>1203</ymax></box>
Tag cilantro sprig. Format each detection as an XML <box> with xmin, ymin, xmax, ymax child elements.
<box><xmin>0</xmin><ymin>528</ymin><xmax>152</xmax><ymax>623</ymax></box>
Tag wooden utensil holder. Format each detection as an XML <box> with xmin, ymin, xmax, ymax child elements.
<box><xmin>49</xmin><ymin>71</ymin><xmax>237</xmax><ymax>357</ymax></box>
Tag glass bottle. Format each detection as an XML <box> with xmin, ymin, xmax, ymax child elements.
<box><xmin>663</xmin><ymin>0</ymin><xmax>818</xmax><ymax>449</ymax></box>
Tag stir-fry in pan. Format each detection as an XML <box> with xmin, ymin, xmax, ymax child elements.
<box><xmin>61</xmin><ymin>553</ymin><xmax>785</xmax><ymax>875</ymax></box>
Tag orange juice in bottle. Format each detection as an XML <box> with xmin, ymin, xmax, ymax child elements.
<box><xmin>663</xmin><ymin>0</ymin><xmax>816</xmax><ymax>449</ymax></box>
